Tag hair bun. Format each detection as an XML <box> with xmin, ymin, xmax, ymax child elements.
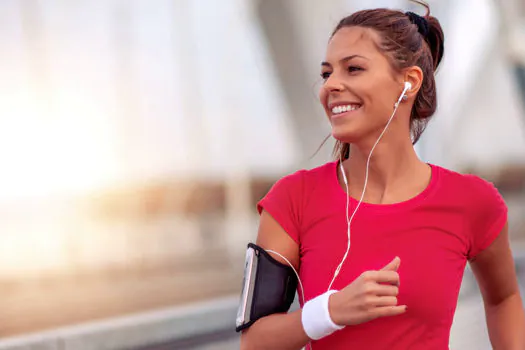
<box><xmin>405</xmin><ymin>12</ymin><xmax>429</xmax><ymax>37</ymax></box>
<box><xmin>425</xmin><ymin>16</ymin><xmax>445</xmax><ymax>70</ymax></box>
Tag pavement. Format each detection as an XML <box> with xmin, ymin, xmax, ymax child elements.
<box><xmin>0</xmin><ymin>251</ymin><xmax>242</xmax><ymax>337</ymax></box>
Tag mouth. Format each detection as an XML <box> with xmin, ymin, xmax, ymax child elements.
<box><xmin>329</xmin><ymin>103</ymin><xmax>362</xmax><ymax>119</ymax></box>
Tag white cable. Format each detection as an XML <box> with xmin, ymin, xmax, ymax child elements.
<box><xmin>265</xmin><ymin>249</ymin><xmax>305</xmax><ymax>305</ymax></box>
<box><xmin>263</xmin><ymin>85</ymin><xmax>409</xmax><ymax>347</ymax></box>
<box><xmin>327</xmin><ymin>86</ymin><xmax>408</xmax><ymax>291</ymax></box>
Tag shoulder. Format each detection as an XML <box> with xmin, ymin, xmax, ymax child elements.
<box><xmin>257</xmin><ymin>161</ymin><xmax>336</xmax><ymax>214</ymax></box>
<box><xmin>434</xmin><ymin>164</ymin><xmax>507</xmax><ymax>227</ymax></box>
<box><xmin>268</xmin><ymin>161</ymin><xmax>336</xmax><ymax>192</ymax></box>
<box><xmin>434</xmin><ymin>165</ymin><xmax>504</xmax><ymax>203</ymax></box>
<box><xmin>256</xmin><ymin>162</ymin><xmax>337</xmax><ymax>243</ymax></box>
<box><xmin>434</xmin><ymin>165</ymin><xmax>508</xmax><ymax>258</ymax></box>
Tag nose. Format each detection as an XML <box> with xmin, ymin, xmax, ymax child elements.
<box><xmin>323</xmin><ymin>73</ymin><xmax>345</xmax><ymax>92</ymax></box>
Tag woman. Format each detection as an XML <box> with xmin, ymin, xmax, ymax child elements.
<box><xmin>239</xmin><ymin>3</ymin><xmax>525</xmax><ymax>350</ymax></box>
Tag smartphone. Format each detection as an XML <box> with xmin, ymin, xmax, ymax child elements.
<box><xmin>236</xmin><ymin>247</ymin><xmax>258</xmax><ymax>328</ymax></box>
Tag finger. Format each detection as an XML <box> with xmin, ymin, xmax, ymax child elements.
<box><xmin>374</xmin><ymin>284</ymin><xmax>399</xmax><ymax>296</ymax></box>
<box><xmin>369</xmin><ymin>270</ymin><xmax>400</xmax><ymax>285</ymax></box>
<box><xmin>380</xmin><ymin>257</ymin><xmax>400</xmax><ymax>271</ymax></box>
<box><xmin>373</xmin><ymin>296</ymin><xmax>398</xmax><ymax>307</ymax></box>
<box><xmin>370</xmin><ymin>305</ymin><xmax>407</xmax><ymax>319</ymax></box>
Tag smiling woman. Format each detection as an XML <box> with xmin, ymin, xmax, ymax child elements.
<box><xmin>322</xmin><ymin>8</ymin><xmax>444</xmax><ymax>159</ymax></box>
<box><xmin>238</xmin><ymin>2</ymin><xmax>525</xmax><ymax>350</ymax></box>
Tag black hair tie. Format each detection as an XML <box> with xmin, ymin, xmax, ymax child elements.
<box><xmin>406</xmin><ymin>11</ymin><xmax>429</xmax><ymax>38</ymax></box>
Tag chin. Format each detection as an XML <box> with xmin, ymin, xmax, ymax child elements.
<box><xmin>331</xmin><ymin>127</ymin><xmax>362</xmax><ymax>144</ymax></box>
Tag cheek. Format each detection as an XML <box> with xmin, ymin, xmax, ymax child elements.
<box><xmin>364</xmin><ymin>80</ymin><xmax>397</xmax><ymax>112</ymax></box>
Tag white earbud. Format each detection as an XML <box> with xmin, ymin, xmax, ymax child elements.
<box><xmin>395</xmin><ymin>81</ymin><xmax>412</xmax><ymax>107</ymax></box>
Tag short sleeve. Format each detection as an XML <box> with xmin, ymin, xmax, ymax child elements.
<box><xmin>466</xmin><ymin>175</ymin><xmax>508</xmax><ymax>259</ymax></box>
<box><xmin>257</xmin><ymin>170</ymin><xmax>305</xmax><ymax>245</ymax></box>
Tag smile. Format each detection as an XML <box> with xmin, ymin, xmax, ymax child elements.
<box><xmin>330</xmin><ymin>104</ymin><xmax>362</xmax><ymax>118</ymax></box>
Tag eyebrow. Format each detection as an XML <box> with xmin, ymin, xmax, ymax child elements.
<box><xmin>321</xmin><ymin>54</ymin><xmax>369</xmax><ymax>67</ymax></box>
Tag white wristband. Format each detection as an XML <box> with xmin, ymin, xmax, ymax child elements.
<box><xmin>301</xmin><ymin>290</ymin><xmax>345</xmax><ymax>340</ymax></box>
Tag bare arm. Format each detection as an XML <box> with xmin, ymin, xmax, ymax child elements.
<box><xmin>470</xmin><ymin>222</ymin><xmax>525</xmax><ymax>349</ymax></box>
<box><xmin>240</xmin><ymin>210</ymin><xmax>311</xmax><ymax>350</ymax></box>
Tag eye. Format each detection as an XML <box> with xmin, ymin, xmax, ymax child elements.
<box><xmin>348</xmin><ymin>66</ymin><xmax>364</xmax><ymax>73</ymax></box>
<box><xmin>320</xmin><ymin>71</ymin><xmax>331</xmax><ymax>80</ymax></box>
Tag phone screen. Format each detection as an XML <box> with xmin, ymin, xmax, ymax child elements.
<box><xmin>236</xmin><ymin>247</ymin><xmax>256</xmax><ymax>328</ymax></box>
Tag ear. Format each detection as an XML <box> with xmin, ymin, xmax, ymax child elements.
<box><xmin>403</xmin><ymin>66</ymin><xmax>424</xmax><ymax>98</ymax></box>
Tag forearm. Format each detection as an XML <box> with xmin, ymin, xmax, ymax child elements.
<box><xmin>485</xmin><ymin>292</ymin><xmax>525</xmax><ymax>349</ymax></box>
<box><xmin>240</xmin><ymin>309</ymin><xmax>310</xmax><ymax>350</ymax></box>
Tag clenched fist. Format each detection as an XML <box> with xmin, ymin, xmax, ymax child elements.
<box><xmin>328</xmin><ymin>257</ymin><xmax>407</xmax><ymax>326</ymax></box>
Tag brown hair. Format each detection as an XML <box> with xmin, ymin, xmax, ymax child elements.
<box><xmin>331</xmin><ymin>1</ymin><xmax>444</xmax><ymax>161</ymax></box>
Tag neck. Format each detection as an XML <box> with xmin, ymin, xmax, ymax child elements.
<box><xmin>343</xmin><ymin>135</ymin><xmax>424</xmax><ymax>194</ymax></box>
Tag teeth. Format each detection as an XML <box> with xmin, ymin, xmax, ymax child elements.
<box><xmin>331</xmin><ymin>104</ymin><xmax>360</xmax><ymax>114</ymax></box>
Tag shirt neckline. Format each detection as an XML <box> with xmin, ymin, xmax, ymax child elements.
<box><xmin>329</xmin><ymin>160</ymin><xmax>440</xmax><ymax>213</ymax></box>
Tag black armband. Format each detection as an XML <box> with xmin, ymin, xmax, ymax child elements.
<box><xmin>235</xmin><ymin>243</ymin><xmax>298</xmax><ymax>332</ymax></box>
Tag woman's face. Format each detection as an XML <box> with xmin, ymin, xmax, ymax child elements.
<box><xmin>319</xmin><ymin>26</ymin><xmax>406</xmax><ymax>144</ymax></box>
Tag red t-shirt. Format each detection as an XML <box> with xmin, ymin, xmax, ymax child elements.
<box><xmin>257</xmin><ymin>161</ymin><xmax>507</xmax><ymax>350</ymax></box>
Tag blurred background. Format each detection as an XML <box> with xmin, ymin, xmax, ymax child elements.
<box><xmin>0</xmin><ymin>0</ymin><xmax>524</xmax><ymax>349</ymax></box>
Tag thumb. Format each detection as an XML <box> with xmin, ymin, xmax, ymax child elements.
<box><xmin>380</xmin><ymin>257</ymin><xmax>400</xmax><ymax>271</ymax></box>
